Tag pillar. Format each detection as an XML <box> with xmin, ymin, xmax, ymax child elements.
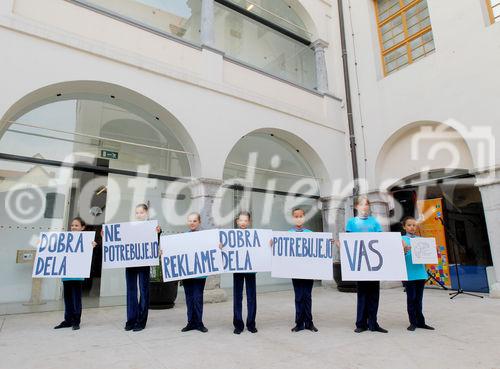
<box><xmin>476</xmin><ymin>174</ymin><xmax>500</xmax><ymax>298</ymax></box>
<box><xmin>201</xmin><ymin>0</ymin><xmax>215</xmax><ymax>48</ymax></box>
<box><xmin>191</xmin><ymin>178</ymin><xmax>227</xmax><ymax>303</ymax></box>
<box><xmin>312</xmin><ymin>39</ymin><xmax>329</xmax><ymax>94</ymax></box>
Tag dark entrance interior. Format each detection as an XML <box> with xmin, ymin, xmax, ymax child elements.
<box><xmin>391</xmin><ymin>173</ymin><xmax>492</xmax><ymax>293</ymax></box>
<box><xmin>67</xmin><ymin>158</ymin><xmax>109</xmax><ymax>297</ymax></box>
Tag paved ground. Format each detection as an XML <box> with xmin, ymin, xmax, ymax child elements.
<box><xmin>0</xmin><ymin>287</ymin><xmax>498</xmax><ymax>369</ymax></box>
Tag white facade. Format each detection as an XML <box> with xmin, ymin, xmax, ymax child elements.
<box><xmin>2</xmin><ymin>0</ymin><xmax>499</xmax><ymax>308</ymax></box>
<box><xmin>0</xmin><ymin>0</ymin><xmax>351</xmax><ymax>306</ymax></box>
<box><xmin>343</xmin><ymin>0</ymin><xmax>500</xmax><ymax>296</ymax></box>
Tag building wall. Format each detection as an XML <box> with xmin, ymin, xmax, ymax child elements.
<box><xmin>0</xmin><ymin>0</ymin><xmax>350</xmax><ymax>191</ymax></box>
<box><xmin>0</xmin><ymin>0</ymin><xmax>350</xmax><ymax>303</ymax></box>
<box><xmin>343</xmin><ymin>0</ymin><xmax>500</xmax><ymax>189</ymax></box>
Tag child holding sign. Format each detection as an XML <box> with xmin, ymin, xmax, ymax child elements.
<box><xmin>54</xmin><ymin>217</ymin><xmax>95</xmax><ymax>331</ymax></box>
<box><xmin>232</xmin><ymin>211</ymin><xmax>258</xmax><ymax>334</ymax></box>
<box><xmin>346</xmin><ymin>196</ymin><xmax>388</xmax><ymax>334</ymax></box>
<box><xmin>401</xmin><ymin>216</ymin><xmax>435</xmax><ymax>331</ymax></box>
<box><xmin>181</xmin><ymin>212</ymin><xmax>208</xmax><ymax>333</ymax></box>
<box><xmin>125</xmin><ymin>204</ymin><xmax>161</xmax><ymax>332</ymax></box>
<box><xmin>288</xmin><ymin>208</ymin><xmax>318</xmax><ymax>333</ymax></box>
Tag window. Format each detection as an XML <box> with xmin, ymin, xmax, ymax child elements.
<box><xmin>78</xmin><ymin>0</ymin><xmax>202</xmax><ymax>44</ymax></box>
<box><xmin>487</xmin><ymin>0</ymin><xmax>500</xmax><ymax>24</ymax></box>
<box><xmin>374</xmin><ymin>0</ymin><xmax>435</xmax><ymax>75</ymax></box>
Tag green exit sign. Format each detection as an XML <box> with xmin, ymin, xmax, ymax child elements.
<box><xmin>101</xmin><ymin>149</ymin><xmax>119</xmax><ymax>160</ymax></box>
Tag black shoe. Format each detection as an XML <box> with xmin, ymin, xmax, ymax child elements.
<box><xmin>133</xmin><ymin>326</ymin><xmax>144</xmax><ymax>332</ymax></box>
<box><xmin>407</xmin><ymin>324</ymin><xmax>416</xmax><ymax>331</ymax></box>
<box><xmin>233</xmin><ymin>328</ymin><xmax>243</xmax><ymax>335</ymax></box>
<box><xmin>197</xmin><ymin>326</ymin><xmax>208</xmax><ymax>333</ymax></box>
<box><xmin>181</xmin><ymin>325</ymin><xmax>195</xmax><ymax>332</ymax></box>
<box><xmin>124</xmin><ymin>325</ymin><xmax>134</xmax><ymax>331</ymax></box>
<box><xmin>54</xmin><ymin>321</ymin><xmax>72</xmax><ymax>329</ymax></box>
<box><xmin>291</xmin><ymin>325</ymin><xmax>304</xmax><ymax>332</ymax></box>
<box><xmin>418</xmin><ymin>324</ymin><xmax>435</xmax><ymax>330</ymax></box>
<box><xmin>72</xmin><ymin>325</ymin><xmax>80</xmax><ymax>331</ymax></box>
<box><xmin>371</xmin><ymin>326</ymin><xmax>388</xmax><ymax>333</ymax></box>
<box><xmin>247</xmin><ymin>327</ymin><xmax>258</xmax><ymax>333</ymax></box>
<box><xmin>305</xmin><ymin>324</ymin><xmax>318</xmax><ymax>332</ymax></box>
<box><xmin>354</xmin><ymin>327</ymin><xmax>367</xmax><ymax>333</ymax></box>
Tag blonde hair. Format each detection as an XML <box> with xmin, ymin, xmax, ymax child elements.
<box><xmin>355</xmin><ymin>195</ymin><xmax>370</xmax><ymax>207</ymax></box>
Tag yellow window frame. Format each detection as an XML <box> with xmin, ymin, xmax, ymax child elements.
<box><xmin>486</xmin><ymin>0</ymin><xmax>500</xmax><ymax>24</ymax></box>
<box><xmin>374</xmin><ymin>0</ymin><xmax>434</xmax><ymax>76</ymax></box>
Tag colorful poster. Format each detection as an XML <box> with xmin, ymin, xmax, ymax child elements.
<box><xmin>416</xmin><ymin>198</ymin><xmax>451</xmax><ymax>288</ymax></box>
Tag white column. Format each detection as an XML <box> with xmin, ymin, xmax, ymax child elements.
<box><xmin>312</xmin><ymin>39</ymin><xmax>329</xmax><ymax>94</ymax></box>
<box><xmin>476</xmin><ymin>175</ymin><xmax>500</xmax><ymax>298</ymax></box>
<box><xmin>191</xmin><ymin>178</ymin><xmax>227</xmax><ymax>303</ymax></box>
<box><xmin>201</xmin><ymin>0</ymin><xmax>215</xmax><ymax>48</ymax></box>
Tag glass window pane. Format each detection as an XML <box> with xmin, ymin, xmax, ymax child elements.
<box><xmin>493</xmin><ymin>1</ymin><xmax>500</xmax><ymax>22</ymax></box>
<box><xmin>223</xmin><ymin>0</ymin><xmax>311</xmax><ymax>41</ymax></box>
<box><xmin>1</xmin><ymin>98</ymin><xmax>191</xmax><ymax>178</ymax></box>
<box><xmin>0</xmin><ymin>160</ymin><xmax>72</xmax><ymax>304</ymax></box>
<box><xmin>214</xmin><ymin>3</ymin><xmax>316</xmax><ymax>90</ymax></box>
<box><xmin>406</xmin><ymin>1</ymin><xmax>431</xmax><ymax>37</ymax></box>
<box><xmin>385</xmin><ymin>45</ymin><xmax>409</xmax><ymax>74</ymax></box>
<box><xmin>79</xmin><ymin>0</ymin><xmax>202</xmax><ymax>44</ymax></box>
<box><xmin>223</xmin><ymin>133</ymin><xmax>320</xmax><ymax>194</ymax></box>
<box><xmin>381</xmin><ymin>15</ymin><xmax>404</xmax><ymax>50</ymax></box>
<box><xmin>379</xmin><ymin>0</ymin><xmax>434</xmax><ymax>75</ymax></box>
<box><xmin>377</xmin><ymin>0</ymin><xmax>401</xmax><ymax>22</ymax></box>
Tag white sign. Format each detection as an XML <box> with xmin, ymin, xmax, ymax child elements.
<box><xmin>160</xmin><ymin>230</ymin><xmax>223</xmax><ymax>282</ymax></box>
<box><xmin>32</xmin><ymin>232</ymin><xmax>95</xmax><ymax>278</ymax></box>
<box><xmin>271</xmin><ymin>232</ymin><xmax>333</xmax><ymax>280</ymax></box>
<box><xmin>410</xmin><ymin>237</ymin><xmax>438</xmax><ymax>264</ymax></box>
<box><xmin>220</xmin><ymin>229</ymin><xmax>273</xmax><ymax>273</ymax></box>
<box><xmin>102</xmin><ymin>220</ymin><xmax>159</xmax><ymax>269</ymax></box>
<box><xmin>339</xmin><ymin>232</ymin><xmax>407</xmax><ymax>281</ymax></box>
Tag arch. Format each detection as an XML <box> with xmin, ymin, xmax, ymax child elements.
<box><xmin>245</xmin><ymin>0</ymin><xmax>321</xmax><ymax>40</ymax></box>
<box><xmin>375</xmin><ymin>121</ymin><xmax>476</xmax><ymax>190</ymax></box>
<box><xmin>0</xmin><ymin>80</ymin><xmax>201</xmax><ymax>177</ymax></box>
<box><xmin>222</xmin><ymin>127</ymin><xmax>331</xmax><ymax>196</ymax></box>
<box><xmin>292</xmin><ymin>0</ymin><xmax>321</xmax><ymax>40</ymax></box>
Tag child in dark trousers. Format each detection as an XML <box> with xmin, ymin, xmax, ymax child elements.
<box><xmin>124</xmin><ymin>203</ymin><xmax>161</xmax><ymax>332</ymax></box>
<box><xmin>401</xmin><ymin>216</ymin><xmax>435</xmax><ymax>331</ymax></box>
<box><xmin>181</xmin><ymin>212</ymin><xmax>208</xmax><ymax>333</ymax></box>
<box><xmin>232</xmin><ymin>211</ymin><xmax>258</xmax><ymax>334</ymax></box>
<box><xmin>288</xmin><ymin>208</ymin><xmax>318</xmax><ymax>333</ymax></box>
<box><xmin>346</xmin><ymin>196</ymin><xmax>388</xmax><ymax>334</ymax></box>
<box><xmin>54</xmin><ymin>217</ymin><xmax>96</xmax><ymax>331</ymax></box>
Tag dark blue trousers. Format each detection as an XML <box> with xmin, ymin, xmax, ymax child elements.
<box><xmin>292</xmin><ymin>278</ymin><xmax>314</xmax><ymax>328</ymax></box>
<box><xmin>63</xmin><ymin>280</ymin><xmax>82</xmax><ymax>325</ymax></box>
<box><xmin>125</xmin><ymin>266</ymin><xmax>150</xmax><ymax>329</ymax></box>
<box><xmin>233</xmin><ymin>273</ymin><xmax>257</xmax><ymax>330</ymax></box>
<box><xmin>356</xmin><ymin>281</ymin><xmax>380</xmax><ymax>330</ymax></box>
<box><xmin>405</xmin><ymin>279</ymin><xmax>426</xmax><ymax>326</ymax></box>
<box><xmin>183</xmin><ymin>278</ymin><xmax>206</xmax><ymax>329</ymax></box>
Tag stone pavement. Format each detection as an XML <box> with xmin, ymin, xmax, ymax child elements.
<box><xmin>0</xmin><ymin>287</ymin><xmax>498</xmax><ymax>369</ymax></box>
